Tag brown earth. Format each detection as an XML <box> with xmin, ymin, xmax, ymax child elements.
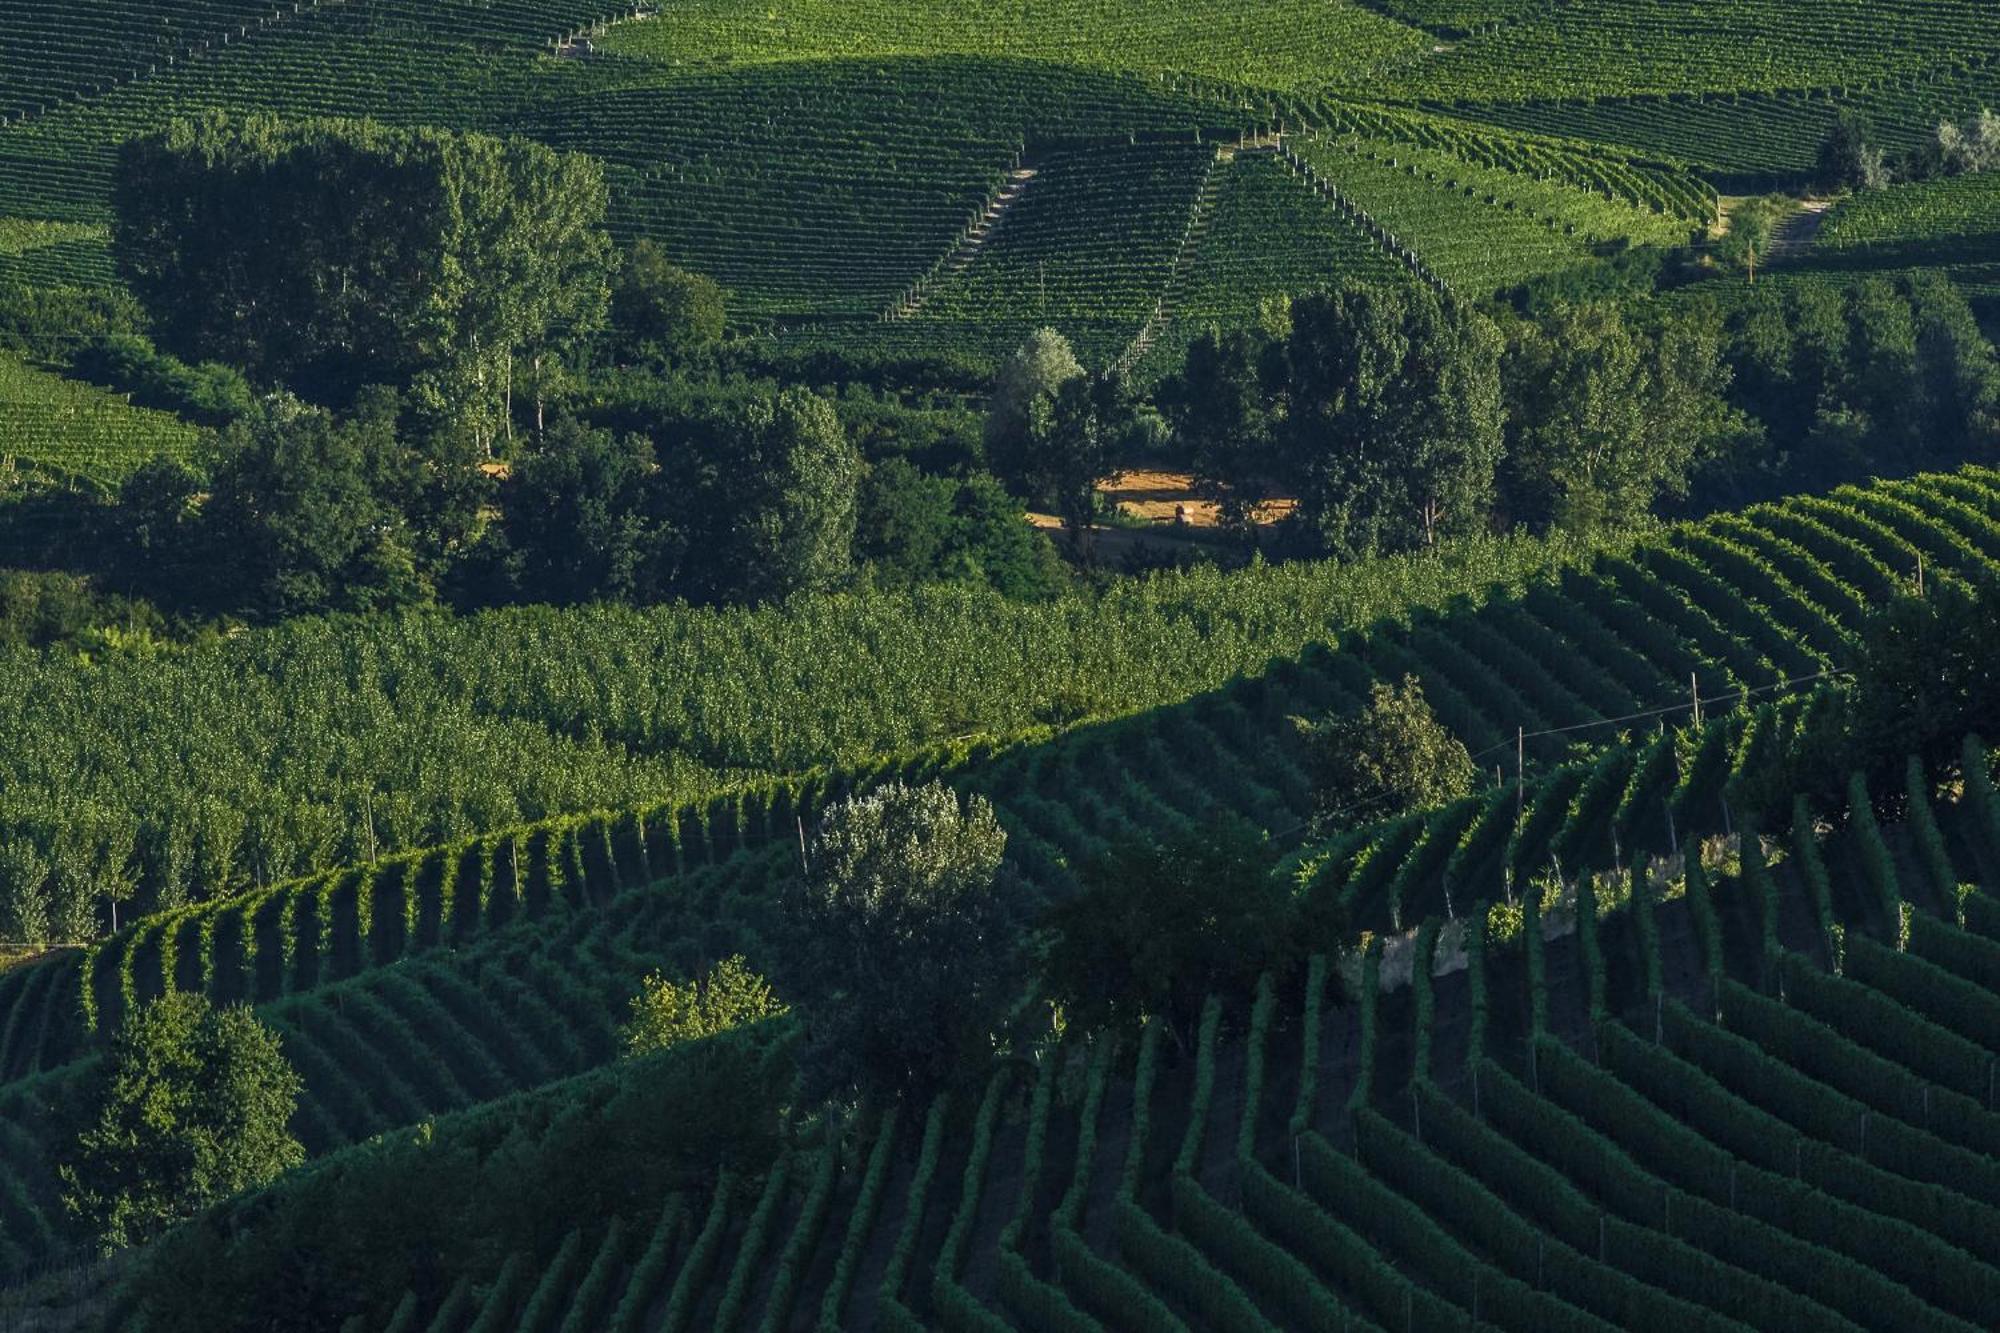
<box><xmin>1028</xmin><ymin>469</ymin><xmax>1296</xmax><ymax>532</ymax></box>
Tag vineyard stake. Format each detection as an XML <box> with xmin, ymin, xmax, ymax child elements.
<box><xmin>1516</xmin><ymin>726</ymin><xmax>1525</xmax><ymax>829</ymax></box>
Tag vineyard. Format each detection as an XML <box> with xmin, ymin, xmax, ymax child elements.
<box><xmin>1816</xmin><ymin>170</ymin><xmax>2000</xmax><ymax>256</ymax></box>
<box><xmin>0</xmin><ymin>350</ymin><xmax>207</xmax><ymax>487</ymax></box>
<box><xmin>3</xmin><ymin>4</ymin><xmax>2000</xmax><ymax>1327</ymax></box>
<box><xmin>1367</xmin><ymin>0</ymin><xmax>2000</xmax><ymax>102</ymax></box>
<box><xmin>70</xmin><ymin>715</ymin><xmax>2000</xmax><ymax>1331</ymax></box>
<box><xmin>0</xmin><ymin>464</ymin><xmax>1994</xmax><ymax>1290</ymax></box>
<box><xmin>2</xmin><ymin>0</ymin><xmax>1969</xmax><ymax>388</ymax></box>
<box><xmin>592</xmin><ymin>0</ymin><xmax>1434</xmax><ymax>93</ymax></box>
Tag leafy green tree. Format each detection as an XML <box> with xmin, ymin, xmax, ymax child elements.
<box><xmin>1294</xmin><ymin>676</ymin><xmax>1478</xmax><ymax>827</ymax></box>
<box><xmin>1848</xmin><ymin>576</ymin><xmax>2000</xmax><ymax>779</ymax></box>
<box><xmin>1716</xmin><ymin>194</ymin><xmax>1790</xmax><ymax>281</ymax></box>
<box><xmin>71</xmin><ymin>333</ymin><xmax>254</xmax><ymax>428</ymax></box>
<box><xmin>1160</xmin><ymin>326</ymin><xmax>1283</xmax><ymax>534</ymax></box>
<box><xmin>1905</xmin><ymin>270</ymin><xmax>2000</xmax><ymax>465</ymax></box>
<box><xmin>612</xmin><ymin>240</ymin><xmax>726</xmax><ymax>360</ymax></box>
<box><xmin>1503</xmin><ymin>302</ymin><xmax>1746</xmax><ymax>532</ymax></box>
<box><xmin>116</xmin><ymin>457</ymin><xmax>204</xmax><ymax>557</ymax></box>
<box><xmin>1280</xmin><ymin>283</ymin><xmax>1504</xmax><ymax>557</ymax></box>
<box><xmin>664</xmin><ymin>388</ymin><xmax>861</xmax><ymax>605</ymax></box>
<box><xmin>854</xmin><ymin>458</ymin><xmax>958</xmax><ymax>591</ymax></box>
<box><xmin>115</xmin><ymin>111</ymin><xmax>611</xmax><ymax>446</ymax></box>
<box><xmin>197</xmin><ymin>395</ymin><xmax>430</xmax><ymax>617</ymax></box>
<box><xmin>944</xmin><ymin>472</ymin><xmax>1069</xmax><ymax>600</ymax></box>
<box><xmin>1934</xmin><ymin>108</ymin><xmax>2000</xmax><ymax>176</ymax></box>
<box><xmin>985</xmin><ymin>328</ymin><xmax>1084</xmax><ymax>491</ymax></box>
<box><xmin>62</xmin><ymin>993</ymin><xmax>303</xmax><ymax>1250</ymax></box>
<box><xmin>624</xmin><ymin>956</ymin><xmax>787</xmax><ymax>1057</ymax></box>
<box><xmin>782</xmin><ymin>781</ymin><xmax>1016</xmax><ymax>1098</ymax></box>
<box><xmin>1817</xmin><ymin>111</ymin><xmax>1889</xmax><ymax>192</ymax></box>
<box><xmin>494</xmin><ymin>418</ymin><xmax>661</xmax><ymax>605</ymax></box>
<box><xmin>1038</xmin><ymin>817</ymin><xmax>1298</xmax><ymax>1039</ymax></box>
<box><xmin>0</xmin><ymin>839</ymin><xmax>52</xmax><ymax>948</ymax></box>
<box><xmin>0</xmin><ymin>571</ymin><xmax>164</xmax><ymax>655</ymax></box>
<box><xmin>1025</xmin><ymin>371</ymin><xmax>1127</xmax><ymax>556</ymax></box>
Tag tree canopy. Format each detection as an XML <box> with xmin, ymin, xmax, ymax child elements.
<box><xmin>623</xmin><ymin>956</ymin><xmax>788</xmax><ymax>1057</ymax></box>
<box><xmin>1502</xmin><ymin>301</ymin><xmax>1744</xmax><ymax>533</ymax></box>
<box><xmin>62</xmin><ymin>994</ymin><xmax>303</xmax><ymax>1251</ymax></box>
<box><xmin>1294</xmin><ymin>675</ymin><xmax>1479</xmax><ymax>828</ymax></box>
<box><xmin>1280</xmin><ymin>283</ymin><xmax>1505</xmax><ymax>557</ymax></box>
<box><xmin>1039</xmin><ymin>817</ymin><xmax>1299</xmax><ymax>1037</ymax></box>
<box><xmin>781</xmin><ymin>780</ymin><xmax>1017</xmax><ymax>1098</ymax></box>
<box><xmin>612</xmin><ymin>240</ymin><xmax>727</xmax><ymax>361</ymax></box>
<box><xmin>114</xmin><ymin>111</ymin><xmax>611</xmax><ymax>444</ymax></box>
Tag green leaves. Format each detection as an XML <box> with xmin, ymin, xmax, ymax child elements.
<box><xmin>61</xmin><ymin>992</ymin><xmax>302</xmax><ymax>1250</ymax></box>
<box><xmin>114</xmin><ymin>112</ymin><xmax>611</xmax><ymax>443</ymax></box>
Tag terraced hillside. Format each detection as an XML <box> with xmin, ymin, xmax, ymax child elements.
<box><xmin>83</xmin><ymin>721</ymin><xmax>2000</xmax><ymax>1332</ymax></box>
<box><xmin>2</xmin><ymin>4</ymin><xmax>1999</xmax><ymax>1329</ymax></box>
<box><xmin>0</xmin><ymin>465</ymin><xmax>1994</xmax><ymax>1290</ymax></box>
<box><xmin>592</xmin><ymin>0</ymin><xmax>1434</xmax><ymax>92</ymax></box>
<box><xmin>1370</xmin><ymin>0</ymin><xmax>2000</xmax><ymax>102</ymax></box>
<box><xmin>0</xmin><ymin>349</ymin><xmax>208</xmax><ymax>486</ymax></box>
<box><xmin>0</xmin><ymin>0</ymin><xmax>1758</xmax><ymax>386</ymax></box>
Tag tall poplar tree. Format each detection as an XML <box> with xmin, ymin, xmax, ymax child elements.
<box><xmin>115</xmin><ymin>111</ymin><xmax>611</xmax><ymax>448</ymax></box>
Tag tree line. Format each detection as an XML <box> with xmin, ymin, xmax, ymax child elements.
<box><xmin>0</xmin><ymin>109</ymin><xmax>1983</xmax><ymax>628</ymax></box>
<box><xmin>1136</xmin><ymin>267</ymin><xmax>1997</xmax><ymax>557</ymax></box>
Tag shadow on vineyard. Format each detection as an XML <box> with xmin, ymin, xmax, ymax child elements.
<box><xmin>0</xmin><ymin>0</ymin><xmax>1998</xmax><ymax>1329</ymax></box>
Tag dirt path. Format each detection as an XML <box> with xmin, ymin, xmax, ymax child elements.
<box><xmin>1768</xmin><ymin>198</ymin><xmax>1835</xmax><ymax>261</ymax></box>
<box><xmin>1025</xmin><ymin>468</ymin><xmax>1297</xmax><ymax>561</ymax></box>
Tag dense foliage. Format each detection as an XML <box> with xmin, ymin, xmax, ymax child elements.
<box><xmin>61</xmin><ymin>993</ymin><xmax>301</xmax><ymax>1250</ymax></box>
<box><xmin>115</xmin><ymin>113</ymin><xmax>610</xmax><ymax>440</ymax></box>
<box><xmin>783</xmin><ymin>781</ymin><xmax>1018</xmax><ymax>1097</ymax></box>
<box><xmin>2</xmin><ymin>3</ymin><xmax>2000</xmax><ymax>1327</ymax></box>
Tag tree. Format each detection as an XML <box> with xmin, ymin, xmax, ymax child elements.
<box><xmin>114</xmin><ymin>112</ymin><xmax>611</xmax><ymax>446</ymax></box>
<box><xmin>1039</xmin><ymin>817</ymin><xmax>1298</xmax><ymax>1040</ymax></box>
<box><xmin>663</xmin><ymin>388</ymin><xmax>861</xmax><ymax>605</ymax></box>
<box><xmin>1848</xmin><ymin>576</ymin><xmax>2000</xmax><ymax>780</ymax></box>
<box><xmin>196</xmin><ymin>394</ymin><xmax>430</xmax><ymax>617</ymax></box>
<box><xmin>1503</xmin><ymin>302</ymin><xmax>1746</xmax><ymax>532</ymax></box>
<box><xmin>942</xmin><ymin>472</ymin><xmax>1069</xmax><ymax>600</ymax></box>
<box><xmin>1294</xmin><ymin>676</ymin><xmax>1478</xmax><ymax>828</ymax></box>
<box><xmin>115</xmin><ymin>457</ymin><xmax>205</xmax><ymax>580</ymax></box>
<box><xmin>1280</xmin><ymin>283</ymin><xmax>1504</xmax><ymax>557</ymax></box>
<box><xmin>62</xmin><ymin>993</ymin><xmax>303</xmax><ymax>1250</ymax></box>
<box><xmin>0</xmin><ymin>839</ymin><xmax>52</xmax><ymax>948</ymax></box>
<box><xmin>494</xmin><ymin>417</ymin><xmax>662</xmax><ymax>605</ymax></box>
<box><xmin>984</xmin><ymin>328</ymin><xmax>1084</xmax><ymax>491</ymax></box>
<box><xmin>1022</xmin><ymin>371</ymin><xmax>1127</xmax><ymax>556</ymax></box>
<box><xmin>612</xmin><ymin>240</ymin><xmax>726</xmax><ymax>360</ymax></box>
<box><xmin>1716</xmin><ymin>194</ymin><xmax>1790</xmax><ymax>282</ymax></box>
<box><xmin>854</xmin><ymin>458</ymin><xmax>958</xmax><ymax>591</ymax></box>
<box><xmin>781</xmin><ymin>781</ymin><xmax>1016</xmax><ymax>1098</ymax></box>
<box><xmin>1905</xmin><ymin>270</ymin><xmax>2000</xmax><ymax>467</ymax></box>
<box><xmin>624</xmin><ymin>956</ymin><xmax>787</xmax><ymax>1057</ymax></box>
<box><xmin>1935</xmin><ymin>108</ymin><xmax>2000</xmax><ymax>176</ymax></box>
<box><xmin>1816</xmin><ymin>111</ymin><xmax>1888</xmax><ymax>192</ymax></box>
<box><xmin>1160</xmin><ymin>326</ymin><xmax>1283</xmax><ymax>534</ymax></box>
